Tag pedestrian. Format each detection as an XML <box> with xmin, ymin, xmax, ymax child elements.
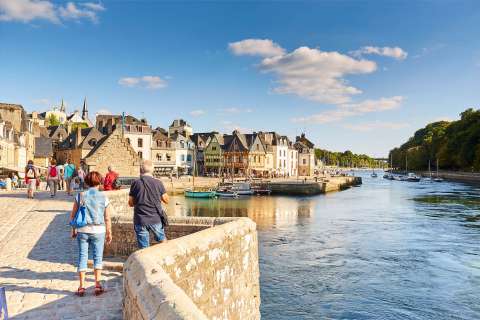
<box><xmin>64</xmin><ymin>159</ymin><xmax>76</xmax><ymax>196</ymax></box>
<box><xmin>57</xmin><ymin>164</ymin><xmax>64</xmax><ymax>190</ymax></box>
<box><xmin>103</xmin><ymin>166</ymin><xmax>119</xmax><ymax>191</ymax></box>
<box><xmin>47</xmin><ymin>159</ymin><xmax>60</xmax><ymax>197</ymax></box>
<box><xmin>69</xmin><ymin>171</ymin><xmax>112</xmax><ymax>297</ymax></box>
<box><xmin>128</xmin><ymin>160</ymin><xmax>169</xmax><ymax>249</ymax></box>
<box><xmin>78</xmin><ymin>161</ymin><xmax>87</xmax><ymax>190</ymax></box>
<box><xmin>25</xmin><ymin>160</ymin><xmax>37</xmax><ymax>199</ymax></box>
<box><xmin>10</xmin><ymin>172</ymin><xmax>18</xmax><ymax>190</ymax></box>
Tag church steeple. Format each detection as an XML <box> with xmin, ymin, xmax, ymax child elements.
<box><xmin>82</xmin><ymin>97</ymin><xmax>88</xmax><ymax>120</ymax></box>
<box><xmin>60</xmin><ymin>98</ymin><xmax>66</xmax><ymax>113</ymax></box>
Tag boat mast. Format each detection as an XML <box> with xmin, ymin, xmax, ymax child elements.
<box><xmin>428</xmin><ymin>160</ymin><xmax>432</xmax><ymax>178</ymax></box>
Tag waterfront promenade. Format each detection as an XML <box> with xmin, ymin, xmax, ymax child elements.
<box><xmin>0</xmin><ymin>191</ymin><xmax>123</xmax><ymax>320</ymax></box>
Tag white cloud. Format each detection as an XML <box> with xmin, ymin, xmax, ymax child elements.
<box><xmin>118</xmin><ymin>76</ymin><xmax>167</xmax><ymax>90</ymax></box>
<box><xmin>343</xmin><ymin>121</ymin><xmax>409</xmax><ymax>132</ymax></box>
<box><xmin>0</xmin><ymin>0</ymin><xmax>105</xmax><ymax>24</ymax></box>
<box><xmin>218</xmin><ymin>107</ymin><xmax>253</xmax><ymax>114</ymax></box>
<box><xmin>229</xmin><ymin>39</ymin><xmax>285</xmax><ymax>58</ymax></box>
<box><xmin>80</xmin><ymin>2</ymin><xmax>105</xmax><ymax>11</ymax></box>
<box><xmin>351</xmin><ymin>46</ymin><xmax>408</xmax><ymax>60</ymax></box>
<box><xmin>59</xmin><ymin>2</ymin><xmax>97</xmax><ymax>22</ymax></box>
<box><xmin>221</xmin><ymin>120</ymin><xmax>253</xmax><ymax>133</ymax></box>
<box><xmin>231</xmin><ymin>39</ymin><xmax>377</xmax><ymax>104</ymax></box>
<box><xmin>189</xmin><ymin>110</ymin><xmax>205</xmax><ymax>117</ymax></box>
<box><xmin>261</xmin><ymin>46</ymin><xmax>377</xmax><ymax>104</ymax></box>
<box><xmin>292</xmin><ymin>96</ymin><xmax>404</xmax><ymax>124</ymax></box>
<box><xmin>0</xmin><ymin>0</ymin><xmax>58</xmax><ymax>23</ymax></box>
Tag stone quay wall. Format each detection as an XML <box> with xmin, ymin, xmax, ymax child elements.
<box><xmin>105</xmin><ymin>189</ymin><xmax>261</xmax><ymax>320</ymax></box>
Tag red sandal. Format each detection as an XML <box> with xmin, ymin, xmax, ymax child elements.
<box><xmin>76</xmin><ymin>287</ymin><xmax>86</xmax><ymax>297</ymax></box>
<box><xmin>94</xmin><ymin>284</ymin><xmax>105</xmax><ymax>296</ymax></box>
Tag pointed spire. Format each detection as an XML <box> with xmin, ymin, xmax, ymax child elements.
<box><xmin>82</xmin><ymin>97</ymin><xmax>88</xmax><ymax>120</ymax></box>
<box><xmin>60</xmin><ymin>98</ymin><xmax>66</xmax><ymax>113</ymax></box>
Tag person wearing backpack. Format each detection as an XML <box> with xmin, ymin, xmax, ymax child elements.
<box><xmin>25</xmin><ymin>160</ymin><xmax>37</xmax><ymax>199</ymax></box>
<box><xmin>47</xmin><ymin>159</ymin><xmax>60</xmax><ymax>198</ymax></box>
<box><xmin>69</xmin><ymin>171</ymin><xmax>112</xmax><ymax>297</ymax></box>
<box><xmin>64</xmin><ymin>159</ymin><xmax>76</xmax><ymax>196</ymax></box>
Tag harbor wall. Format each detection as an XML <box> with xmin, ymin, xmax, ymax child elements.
<box><xmin>268</xmin><ymin>176</ymin><xmax>361</xmax><ymax>195</ymax></box>
<box><xmin>104</xmin><ymin>190</ymin><xmax>261</xmax><ymax>320</ymax></box>
<box><xmin>123</xmin><ymin>217</ymin><xmax>261</xmax><ymax>320</ymax></box>
<box><xmin>419</xmin><ymin>171</ymin><xmax>480</xmax><ymax>184</ymax></box>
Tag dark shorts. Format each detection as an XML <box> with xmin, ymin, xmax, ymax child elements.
<box><xmin>134</xmin><ymin>223</ymin><xmax>166</xmax><ymax>249</ymax></box>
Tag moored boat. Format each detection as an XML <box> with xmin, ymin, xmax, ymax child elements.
<box><xmin>231</xmin><ymin>182</ymin><xmax>254</xmax><ymax>195</ymax></box>
<box><xmin>215</xmin><ymin>189</ymin><xmax>238</xmax><ymax>198</ymax></box>
<box><xmin>184</xmin><ymin>189</ymin><xmax>216</xmax><ymax>198</ymax></box>
<box><xmin>406</xmin><ymin>173</ymin><xmax>421</xmax><ymax>182</ymax></box>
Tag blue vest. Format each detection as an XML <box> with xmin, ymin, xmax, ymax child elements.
<box><xmin>81</xmin><ymin>188</ymin><xmax>107</xmax><ymax>225</ymax></box>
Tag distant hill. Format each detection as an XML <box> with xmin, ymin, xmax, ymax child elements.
<box><xmin>389</xmin><ymin>108</ymin><xmax>480</xmax><ymax>171</ymax></box>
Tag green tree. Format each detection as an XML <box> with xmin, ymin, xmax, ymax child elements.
<box><xmin>47</xmin><ymin>114</ymin><xmax>61</xmax><ymax>126</ymax></box>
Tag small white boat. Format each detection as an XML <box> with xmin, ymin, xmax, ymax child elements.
<box><xmin>406</xmin><ymin>173</ymin><xmax>421</xmax><ymax>182</ymax></box>
<box><xmin>371</xmin><ymin>171</ymin><xmax>378</xmax><ymax>178</ymax></box>
<box><xmin>215</xmin><ymin>190</ymin><xmax>238</xmax><ymax>198</ymax></box>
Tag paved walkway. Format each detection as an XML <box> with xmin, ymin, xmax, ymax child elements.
<box><xmin>0</xmin><ymin>190</ymin><xmax>123</xmax><ymax>320</ymax></box>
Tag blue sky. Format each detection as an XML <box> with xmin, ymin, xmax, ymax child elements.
<box><xmin>1</xmin><ymin>0</ymin><xmax>479</xmax><ymax>157</ymax></box>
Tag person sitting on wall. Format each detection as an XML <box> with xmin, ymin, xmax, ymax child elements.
<box><xmin>103</xmin><ymin>166</ymin><xmax>119</xmax><ymax>191</ymax></box>
<box><xmin>128</xmin><ymin>160</ymin><xmax>169</xmax><ymax>249</ymax></box>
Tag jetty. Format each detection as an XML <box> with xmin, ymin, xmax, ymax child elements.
<box><xmin>155</xmin><ymin>176</ymin><xmax>362</xmax><ymax>196</ymax></box>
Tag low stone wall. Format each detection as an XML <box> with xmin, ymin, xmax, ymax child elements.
<box><xmin>105</xmin><ymin>189</ymin><xmax>261</xmax><ymax>319</ymax></box>
<box><xmin>123</xmin><ymin>217</ymin><xmax>260</xmax><ymax>320</ymax></box>
<box><xmin>105</xmin><ymin>216</ymin><xmax>237</xmax><ymax>258</ymax></box>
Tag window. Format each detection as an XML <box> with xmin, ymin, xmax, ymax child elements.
<box><xmin>166</xmin><ymin>154</ymin><xmax>171</xmax><ymax>161</ymax></box>
<box><xmin>303</xmin><ymin>159</ymin><xmax>306</xmax><ymax>165</ymax></box>
<box><xmin>180</xmin><ymin>142</ymin><xmax>185</xmax><ymax>148</ymax></box>
<box><xmin>126</xmin><ymin>138</ymin><xmax>130</xmax><ymax>145</ymax></box>
<box><xmin>256</xmin><ymin>144</ymin><xmax>259</xmax><ymax>151</ymax></box>
<box><xmin>157</xmin><ymin>154</ymin><xmax>162</xmax><ymax>161</ymax></box>
<box><xmin>181</xmin><ymin>155</ymin><xmax>185</xmax><ymax>161</ymax></box>
<box><xmin>88</xmin><ymin>138</ymin><xmax>97</xmax><ymax>147</ymax></box>
<box><xmin>187</xmin><ymin>154</ymin><xmax>192</xmax><ymax>161</ymax></box>
<box><xmin>212</xmin><ymin>146</ymin><xmax>217</xmax><ymax>151</ymax></box>
<box><xmin>138</xmin><ymin>151</ymin><xmax>143</xmax><ymax>159</ymax></box>
<box><xmin>138</xmin><ymin>138</ymin><xmax>143</xmax><ymax>148</ymax></box>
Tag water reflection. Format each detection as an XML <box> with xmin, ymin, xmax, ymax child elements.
<box><xmin>166</xmin><ymin>195</ymin><xmax>317</xmax><ymax>229</ymax></box>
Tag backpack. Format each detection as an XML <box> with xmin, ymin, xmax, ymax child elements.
<box><xmin>49</xmin><ymin>166</ymin><xmax>57</xmax><ymax>178</ymax></box>
<box><xmin>26</xmin><ymin>168</ymin><xmax>35</xmax><ymax>179</ymax></box>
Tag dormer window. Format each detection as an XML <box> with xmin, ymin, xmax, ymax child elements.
<box><xmin>88</xmin><ymin>138</ymin><xmax>97</xmax><ymax>147</ymax></box>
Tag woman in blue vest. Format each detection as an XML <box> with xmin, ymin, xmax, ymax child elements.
<box><xmin>69</xmin><ymin>171</ymin><xmax>113</xmax><ymax>296</ymax></box>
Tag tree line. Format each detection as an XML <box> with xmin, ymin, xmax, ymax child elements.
<box><xmin>315</xmin><ymin>149</ymin><xmax>383</xmax><ymax>168</ymax></box>
<box><xmin>389</xmin><ymin>108</ymin><xmax>480</xmax><ymax>171</ymax></box>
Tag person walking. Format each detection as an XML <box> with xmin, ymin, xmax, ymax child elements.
<box><xmin>58</xmin><ymin>164</ymin><xmax>64</xmax><ymax>190</ymax></box>
<box><xmin>47</xmin><ymin>159</ymin><xmax>60</xmax><ymax>197</ymax></box>
<box><xmin>64</xmin><ymin>159</ymin><xmax>76</xmax><ymax>196</ymax></box>
<box><xmin>103</xmin><ymin>166</ymin><xmax>119</xmax><ymax>191</ymax></box>
<box><xmin>25</xmin><ymin>160</ymin><xmax>37</xmax><ymax>199</ymax></box>
<box><xmin>69</xmin><ymin>171</ymin><xmax>112</xmax><ymax>297</ymax></box>
<box><xmin>78</xmin><ymin>161</ymin><xmax>87</xmax><ymax>190</ymax></box>
<box><xmin>128</xmin><ymin>160</ymin><xmax>169</xmax><ymax>249</ymax></box>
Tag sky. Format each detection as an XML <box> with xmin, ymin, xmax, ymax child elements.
<box><xmin>1</xmin><ymin>0</ymin><xmax>479</xmax><ymax>157</ymax></box>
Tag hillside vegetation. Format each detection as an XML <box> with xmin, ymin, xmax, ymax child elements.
<box><xmin>389</xmin><ymin>108</ymin><xmax>480</xmax><ymax>171</ymax></box>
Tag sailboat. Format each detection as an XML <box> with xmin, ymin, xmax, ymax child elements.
<box><xmin>405</xmin><ymin>154</ymin><xmax>420</xmax><ymax>182</ymax></box>
<box><xmin>433</xmin><ymin>158</ymin><xmax>443</xmax><ymax>182</ymax></box>
<box><xmin>185</xmin><ymin>145</ymin><xmax>216</xmax><ymax>198</ymax></box>
<box><xmin>371</xmin><ymin>169</ymin><xmax>378</xmax><ymax>178</ymax></box>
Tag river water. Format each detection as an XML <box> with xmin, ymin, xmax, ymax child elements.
<box><xmin>168</xmin><ymin>172</ymin><xmax>480</xmax><ymax>319</ymax></box>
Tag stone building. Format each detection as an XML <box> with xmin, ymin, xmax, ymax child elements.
<box><xmin>169</xmin><ymin>119</ymin><xmax>192</xmax><ymax>138</ymax></box>
<box><xmin>56</xmin><ymin>127</ymin><xmax>105</xmax><ymax>167</ymax></box>
<box><xmin>295</xmin><ymin>133</ymin><xmax>315</xmax><ymax>177</ymax></box>
<box><xmin>170</xmin><ymin>133</ymin><xmax>194</xmax><ymax>175</ymax></box>
<box><xmin>84</xmin><ymin>128</ymin><xmax>141</xmax><ymax>177</ymax></box>
<box><xmin>96</xmin><ymin>114</ymin><xmax>152</xmax><ymax>161</ymax></box>
<box><xmin>151</xmin><ymin>129</ymin><xmax>176</xmax><ymax>176</ymax></box>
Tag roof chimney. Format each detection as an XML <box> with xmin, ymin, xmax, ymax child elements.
<box><xmin>76</xmin><ymin>126</ymin><xmax>82</xmax><ymax>147</ymax></box>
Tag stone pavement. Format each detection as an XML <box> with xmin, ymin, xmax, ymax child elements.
<box><xmin>0</xmin><ymin>190</ymin><xmax>123</xmax><ymax>320</ymax></box>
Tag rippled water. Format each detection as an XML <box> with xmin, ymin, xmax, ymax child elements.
<box><xmin>167</xmin><ymin>173</ymin><xmax>480</xmax><ymax>319</ymax></box>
